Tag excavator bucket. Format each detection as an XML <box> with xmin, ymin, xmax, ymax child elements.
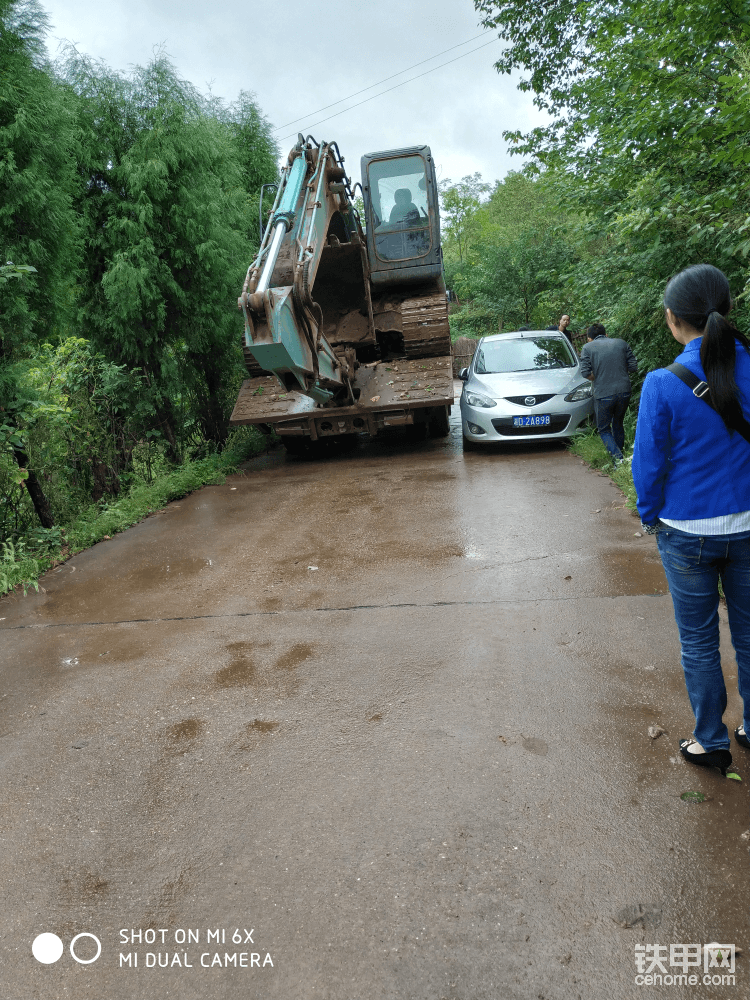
<box><xmin>314</xmin><ymin>241</ymin><xmax>374</xmax><ymax>351</ymax></box>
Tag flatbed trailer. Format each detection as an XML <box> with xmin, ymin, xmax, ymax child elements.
<box><xmin>230</xmin><ymin>355</ymin><xmax>453</xmax><ymax>440</ymax></box>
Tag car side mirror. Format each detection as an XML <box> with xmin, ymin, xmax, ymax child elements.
<box><xmin>459</xmin><ymin>368</ymin><xmax>469</xmax><ymax>381</ymax></box>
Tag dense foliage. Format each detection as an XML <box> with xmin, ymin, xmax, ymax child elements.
<box><xmin>0</xmin><ymin>0</ymin><xmax>278</xmax><ymax>557</ymax></box>
<box><xmin>443</xmin><ymin>171</ymin><xmax>578</xmax><ymax>335</ymax></box>
<box><xmin>445</xmin><ymin>0</ymin><xmax>750</xmax><ymax>387</ymax></box>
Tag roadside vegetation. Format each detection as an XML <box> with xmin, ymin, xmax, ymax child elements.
<box><xmin>0</xmin><ymin>0</ymin><xmax>278</xmax><ymax>595</ymax></box>
<box><xmin>0</xmin><ymin>426</ymin><xmax>268</xmax><ymax>595</ymax></box>
<box><xmin>441</xmin><ymin>0</ymin><xmax>750</xmax><ymax>494</ymax></box>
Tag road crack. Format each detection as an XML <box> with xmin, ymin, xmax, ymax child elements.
<box><xmin>0</xmin><ymin>593</ymin><xmax>667</xmax><ymax>631</ymax></box>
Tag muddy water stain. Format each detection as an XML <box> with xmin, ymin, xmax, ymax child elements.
<box><xmin>522</xmin><ymin>736</ymin><xmax>549</xmax><ymax>756</ymax></box>
<box><xmin>162</xmin><ymin>718</ymin><xmax>205</xmax><ymax>757</ymax></box>
<box><xmin>399</xmin><ymin>471</ymin><xmax>457</xmax><ymax>483</ymax></box>
<box><xmin>247</xmin><ymin>719</ymin><xmax>279</xmax><ymax>734</ymax></box>
<box><xmin>275</xmin><ymin>643</ymin><xmax>314</xmax><ymax>670</ymax></box>
<box><xmin>215</xmin><ymin>642</ymin><xmax>257</xmax><ymax>687</ymax></box>
<box><xmin>166</xmin><ymin>718</ymin><xmax>204</xmax><ymax>742</ymax></box>
<box><xmin>231</xmin><ymin>719</ymin><xmax>280</xmax><ymax>752</ymax></box>
<box><xmin>60</xmin><ymin>870</ymin><xmax>110</xmax><ymax>902</ymax></box>
<box><xmin>599</xmin><ymin>548</ymin><xmax>667</xmax><ymax>595</ymax></box>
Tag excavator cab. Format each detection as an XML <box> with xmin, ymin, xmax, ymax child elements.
<box><xmin>361</xmin><ymin>146</ymin><xmax>442</xmax><ymax>287</ymax></box>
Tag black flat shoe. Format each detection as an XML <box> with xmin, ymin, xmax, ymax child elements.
<box><xmin>680</xmin><ymin>739</ymin><xmax>732</xmax><ymax>776</ymax></box>
<box><xmin>735</xmin><ymin>727</ymin><xmax>750</xmax><ymax>750</ymax></box>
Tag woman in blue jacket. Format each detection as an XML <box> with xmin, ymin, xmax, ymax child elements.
<box><xmin>632</xmin><ymin>264</ymin><xmax>750</xmax><ymax>776</ymax></box>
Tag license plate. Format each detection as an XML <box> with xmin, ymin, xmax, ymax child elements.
<box><xmin>513</xmin><ymin>414</ymin><xmax>551</xmax><ymax>427</ymax></box>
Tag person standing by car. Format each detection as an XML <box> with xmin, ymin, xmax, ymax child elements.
<box><xmin>547</xmin><ymin>314</ymin><xmax>573</xmax><ymax>343</ymax></box>
<box><xmin>579</xmin><ymin>323</ymin><xmax>638</xmax><ymax>463</ymax></box>
<box><xmin>632</xmin><ymin>264</ymin><xmax>750</xmax><ymax>778</ymax></box>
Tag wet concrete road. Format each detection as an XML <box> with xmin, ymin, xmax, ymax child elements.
<box><xmin>2</xmin><ymin>397</ymin><xmax>748</xmax><ymax>1000</ymax></box>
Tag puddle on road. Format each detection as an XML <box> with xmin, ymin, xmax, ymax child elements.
<box><xmin>247</xmin><ymin>719</ymin><xmax>279</xmax><ymax>734</ymax></box>
<box><xmin>274</xmin><ymin>643</ymin><xmax>314</xmax><ymax>670</ymax></box>
<box><xmin>166</xmin><ymin>718</ymin><xmax>204</xmax><ymax>742</ymax></box>
<box><xmin>599</xmin><ymin>548</ymin><xmax>667</xmax><ymax>595</ymax></box>
<box><xmin>40</xmin><ymin>556</ymin><xmax>213</xmax><ymax>621</ymax></box>
<box><xmin>215</xmin><ymin>642</ymin><xmax>257</xmax><ymax>687</ymax></box>
<box><xmin>522</xmin><ymin>736</ymin><xmax>549</xmax><ymax>756</ymax></box>
<box><xmin>161</xmin><ymin>718</ymin><xmax>205</xmax><ymax>757</ymax></box>
<box><xmin>120</xmin><ymin>557</ymin><xmax>213</xmax><ymax>590</ymax></box>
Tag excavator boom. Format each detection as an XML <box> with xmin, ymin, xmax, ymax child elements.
<box><xmin>238</xmin><ymin>138</ymin><xmax>362</xmax><ymax>404</ymax></box>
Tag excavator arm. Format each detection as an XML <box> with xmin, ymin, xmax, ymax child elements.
<box><xmin>238</xmin><ymin>136</ymin><xmax>365</xmax><ymax>405</ymax></box>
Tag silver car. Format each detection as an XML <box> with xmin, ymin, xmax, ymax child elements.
<box><xmin>459</xmin><ymin>330</ymin><xmax>594</xmax><ymax>447</ymax></box>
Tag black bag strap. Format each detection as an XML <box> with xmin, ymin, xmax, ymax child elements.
<box><xmin>667</xmin><ymin>362</ymin><xmax>750</xmax><ymax>446</ymax></box>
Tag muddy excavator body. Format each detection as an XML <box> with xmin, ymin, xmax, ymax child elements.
<box><xmin>230</xmin><ymin>137</ymin><xmax>453</xmax><ymax>446</ymax></box>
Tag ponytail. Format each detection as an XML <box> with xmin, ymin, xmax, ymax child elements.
<box><xmin>700</xmin><ymin>311</ymin><xmax>750</xmax><ymax>427</ymax></box>
<box><xmin>664</xmin><ymin>264</ymin><xmax>750</xmax><ymax>431</ymax></box>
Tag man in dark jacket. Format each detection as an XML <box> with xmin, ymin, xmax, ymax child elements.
<box><xmin>546</xmin><ymin>314</ymin><xmax>573</xmax><ymax>343</ymax></box>
<box><xmin>579</xmin><ymin>324</ymin><xmax>638</xmax><ymax>463</ymax></box>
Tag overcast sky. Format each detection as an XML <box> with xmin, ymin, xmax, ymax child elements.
<box><xmin>42</xmin><ymin>0</ymin><xmax>546</xmax><ymax>188</ymax></box>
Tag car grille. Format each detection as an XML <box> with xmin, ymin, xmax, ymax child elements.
<box><xmin>504</xmin><ymin>394</ymin><xmax>556</xmax><ymax>406</ymax></box>
<box><xmin>491</xmin><ymin>415</ymin><xmax>571</xmax><ymax>436</ymax></box>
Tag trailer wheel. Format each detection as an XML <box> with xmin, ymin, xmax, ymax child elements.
<box><xmin>428</xmin><ymin>405</ymin><xmax>451</xmax><ymax>438</ymax></box>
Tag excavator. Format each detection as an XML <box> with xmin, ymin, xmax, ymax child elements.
<box><xmin>229</xmin><ymin>135</ymin><xmax>454</xmax><ymax>451</ymax></box>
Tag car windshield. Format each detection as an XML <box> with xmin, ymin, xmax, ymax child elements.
<box><xmin>474</xmin><ymin>337</ymin><xmax>576</xmax><ymax>374</ymax></box>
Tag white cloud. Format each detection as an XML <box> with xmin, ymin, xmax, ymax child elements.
<box><xmin>44</xmin><ymin>0</ymin><xmax>548</xmax><ymax>186</ymax></box>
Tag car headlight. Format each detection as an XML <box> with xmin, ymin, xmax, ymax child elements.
<box><xmin>464</xmin><ymin>390</ymin><xmax>497</xmax><ymax>408</ymax></box>
<box><xmin>564</xmin><ymin>382</ymin><xmax>593</xmax><ymax>402</ymax></box>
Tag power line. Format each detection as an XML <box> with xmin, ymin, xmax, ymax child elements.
<box><xmin>273</xmin><ymin>31</ymin><xmax>492</xmax><ymax>133</ymax></box>
<box><xmin>277</xmin><ymin>37</ymin><xmax>500</xmax><ymax>144</ymax></box>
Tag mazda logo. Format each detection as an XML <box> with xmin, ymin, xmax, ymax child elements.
<box><xmin>524</xmin><ymin>396</ymin><xmax>536</xmax><ymax>406</ymax></box>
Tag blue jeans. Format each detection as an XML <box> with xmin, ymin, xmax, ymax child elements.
<box><xmin>594</xmin><ymin>392</ymin><xmax>630</xmax><ymax>460</ymax></box>
<box><xmin>656</xmin><ymin>526</ymin><xmax>750</xmax><ymax>751</ymax></box>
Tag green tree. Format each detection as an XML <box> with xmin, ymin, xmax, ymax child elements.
<box><xmin>61</xmin><ymin>51</ymin><xmax>278</xmax><ymax>458</ymax></box>
<box><xmin>224</xmin><ymin>90</ymin><xmax>279</xmax><ymax>245</ymax></box>
<box><xmin>475</xmin><ymin>0</ymin><xmax>750</xmax><ymax>365</ymax></box>
<box><xmin>439</xmin><ymin>173</ymin><xmax>491</xmax><ymax>265</ymax></box>
<box><xmin>447</xmin><ymin>171</ymin><xmax>580</xmax><ymax>335</ymax></box>
<box><xmin>0</xmin><ymin>0</ymin><xmax>80</xmax><ymax>527</ymax></box>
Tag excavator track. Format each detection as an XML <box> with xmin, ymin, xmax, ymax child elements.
<box><xmin>242</xmin><ymin>346</ymin><xmax>266</xmax><ymax>378</ymax></box>
<box><xmin>243</xmin><ymin>284</ymin><xmax>451</xmax><ymax>377</ymax></box>
<box><xmin>400</xmin><ymin>289</ymin><xmax>451</xmax><ymax>359</ymax></box>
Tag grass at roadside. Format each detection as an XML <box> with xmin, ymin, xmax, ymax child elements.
<box><xmin>568</xmin><ymin>429</ymin><xmax>638</xmax><ymax>512</ymax></box>
<box><xmin>1</xmin><ymin>426</ymin><xmax>272</xmax><ymax>598</ymax></box>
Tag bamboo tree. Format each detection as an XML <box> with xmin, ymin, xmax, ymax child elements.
<box><xmin>0</xmin><ymin>0</ymin><xmax>80</xmax><ymax>527</ymax></box>
<box><xmin>61</xmin><ymin>51</ymin><xmax>278</xmax><ymax>458</ymax></box>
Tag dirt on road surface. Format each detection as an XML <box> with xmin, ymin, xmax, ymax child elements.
<box><xmin>2</xmin><ymin>400</ymin><xmax>747</xmax><ymax>1000</ymax></box>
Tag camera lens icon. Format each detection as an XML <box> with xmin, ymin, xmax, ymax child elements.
<box><xmin>32</xmin><ymin>931</ymin><xmax>101</xmax><ymax>964</ymax></box>
<box><xmin>32</xmin><ymin>933</ymin><xmax>63</xmax><ymax>964</ymax></box>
